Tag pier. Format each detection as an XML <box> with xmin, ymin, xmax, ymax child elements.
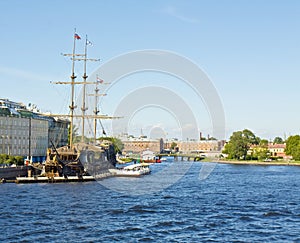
<box><xmin>15</xmin><ymin>175</ymin><xmax>95</xmax><ymax>183</ymax></box>
<box><xmin>11</xmin><ymin>172</ymin><xmax>113</xmax><ymax>184</ymax></box>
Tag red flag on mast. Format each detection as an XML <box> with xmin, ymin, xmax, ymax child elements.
<box><xmin>96</xmin><ymin>76</ymin><xmax>104</xmax><ymax>83</ymax></box>
<box><xmin>74</xmin><ymin>33</ymin><xmax>81</xmax><ymax>40</ymax></box>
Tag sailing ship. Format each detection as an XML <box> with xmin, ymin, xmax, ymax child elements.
<box><xmin>43</xmin><ymin>31</ymin><xmax>119</xmax><ymax>180</ymax></box>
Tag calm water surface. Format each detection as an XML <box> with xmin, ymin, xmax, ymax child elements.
<box><xmin>1</xmin><ymin>161</ymin><xmax>300</xmax><ymax>242</ymax></box>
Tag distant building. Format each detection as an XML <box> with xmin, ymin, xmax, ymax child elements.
<box><xmin>268</xmin><ymin>143</ymin><xmax>290</xmax><ymax>159</ymax></box>
<box><xmin>248</xmin><ymin>143</ymin><xmax>291</xmax><ymax>160</ymax></box>
<box><xmin>176</xmin><ymin>140</ymin><xmax>225</xmax><ymax>153</ymax></box>
<box><xmin>0</xmin><ymin>98</ymin><xmax>69</xmax><ymax>162</ymax></box>
<box><xmin>120</xmin><ymin>136</ymin><xmax>163</xmax><ymax>154</ymax></box>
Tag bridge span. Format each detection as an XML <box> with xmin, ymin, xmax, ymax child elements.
<box><xmin>156</xmin><ymin>153</ymin><xmax>205</xmax><ymax>162</ymax></box>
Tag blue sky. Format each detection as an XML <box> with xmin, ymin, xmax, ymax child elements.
<box><xmin>0</xmin><ymin>0</ymin><xmax>299</xmax><ymax>140</ymax></box>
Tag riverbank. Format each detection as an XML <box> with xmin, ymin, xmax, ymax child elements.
<box><xmin>212</xmin><ymin>159</ymin><xmax>300</xmax><ymax>166</ymax></box>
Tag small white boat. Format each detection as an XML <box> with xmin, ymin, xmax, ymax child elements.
<box><xmin>109</xmin><ymin>163</ymin><xmax>151</xmax><ymax>177</ymax></box>
<box><xmin>141</xmin><ymin>150</ymin><xmax>161</xmax><ymax>163</ymax></box>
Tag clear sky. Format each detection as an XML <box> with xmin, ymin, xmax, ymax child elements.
<box><xmin>0</xmin><ymin>0</ymin><xmax>299</xmax><ymax>140</ymax></box>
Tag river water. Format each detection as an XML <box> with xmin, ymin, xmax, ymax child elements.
<box><xmin>1</xmin><ymin>161</ymin><xmax>300</xmax><ymax>242</ymax></box>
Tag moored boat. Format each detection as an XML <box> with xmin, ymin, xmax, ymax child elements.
<box><xmin>141</xmin><ymin>149</ymin><xmax>161</xmax><ymax>163</ymax></box>
<box><xmin>43</xmin><ymin>141</ymin><xmax>116</xmax><ymax>179</ymax></box>
<box><xmin>109</xmin><ymin>163</ymin><xmax>151</xmax><ymax>177</ymax></box>
<box><xmin>116</xmin><ymin>155</ymin><xmax>133</xmax><ymax>164</ymax></box>
<box><xmin>17</xmin><ymin>31</ymin><xmax>119</xmax><ymax>182</ymax></box>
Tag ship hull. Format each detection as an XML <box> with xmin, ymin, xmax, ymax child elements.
<box><xmin>43</xmin><ymin>142</ymin><xmax>117</xmax><ymax>179</ymax></box>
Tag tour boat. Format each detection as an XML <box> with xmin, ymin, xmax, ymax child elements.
<box><xmin>109</xmin><ymin>163</ymin><xmax>151</xmax><ymax>177</ymax></box>
<box><xmin>141</xmin><ymin>150</ymin><xmax>161</xmax><ymax>163</ymax></box>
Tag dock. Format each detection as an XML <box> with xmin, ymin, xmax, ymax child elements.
<box><xmin>15</xmin><ymin>175</ymin><xmax>96</xmax><ymax>183</ymax></box>
<box><xmin>14</xmin><ymin>172</ymin><xmax>113</xmax><ymax>184</ymax></box>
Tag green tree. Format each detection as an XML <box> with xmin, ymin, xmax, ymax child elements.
<box><xmin>253</xmin><ymin>147</ymin><xmax>269</xmax><ymax>160</ymax></box>
<box><xmin>251</xmin><ymin>139</ymin><xmax>269</xmax><ymax>160</ymax></box>
<box><xmin>6</xmin><ymin>155</ymin><xmax>16</xmax><ymax>165</ymax></box>
<box><xmin>0</xmin><ymin>154</ymin><xmax>9</xmax><ymax>164</ymax></box>
<box><xmin>170</xmin><ymin>142</ymin><xmax>177</xmax><ymax>150</ymax></box>
<box><xmin>259</xmin><ymin>139</ymin><xmax>269</xmax><ymax>148</ymax></box>
<box><xmin>285</xmin><ymin>135</ymin><xmax>300</xmax><ymax>160</ymax></box>
<box><xmin>68</xmin><ymin>125</ymin><xmax>79</xmax><ymax>144</ymax></box>
<box><xmin>273</xmin><ymin>137</ymin><xmax>284</xmax><ymax>144</ymax></box>
<box><xmin>242</xmin><ymin>129</ymin><xmax>260</xmax><ymax>145</ymax></box>
<box><xmin>99</xmin><ymin>137</ymin><xmax>124</xmax><ymax>153</ymax></box>
<box><xmin>223</xmin><ymin>129</ymin><xmax>259</xmax><ymax>160</ymax></box>
<box><xmin>15</xmin><ymin>156</ymin><xmax>24</xmax><ymax>166</ymax></box>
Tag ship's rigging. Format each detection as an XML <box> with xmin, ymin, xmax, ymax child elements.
<box><xmin>50</xmin><ymin>29</ymin><xmax>120</xmax><ymax>145</ymax></box>
<box><xmin>43</xmin><ymin>30</ymin><xmax>120</xmax><ymax>179</ymax></box>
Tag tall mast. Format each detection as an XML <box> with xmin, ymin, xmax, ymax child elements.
<box><xmin>69</xmin><ymin>29</ymin><xmax>78</xmax><ymax>148</ymax></box>
<box><xmin>88</xmin><ymin>75</ymin><xmax>108</xmax><ymax>144</ymax></box>
<box><xmin>93</xmin><ymin>82</ymin><xmax>100</xmax><ymax>144</ymax></box>
<box><xmin>57</xmin><ymin>29</ymin><xmax>83</xmax><ymax>148</ymax></box>
<box><xmin>75</xmin><ymin>37</ymin><xmax>99</xmax><ymax>142</ymax></box>
<box><xmin>81</xmin><ymin>35</ymin><xmax>88</xmax><ymax>142</ymax></box>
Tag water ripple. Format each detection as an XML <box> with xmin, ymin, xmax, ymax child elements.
<box><xmin>1</xmin><ymin>163</ymin><xmax>300</xmax><ymax>242</ymax></box>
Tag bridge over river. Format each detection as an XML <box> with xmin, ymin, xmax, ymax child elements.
<box><xmin>156</xmin><ymin>153</ymin><xmax>205</xmax><ymax>162</ymax></box>
<box><xmin>124</xmin><ymin>153</ymin><xmax>206</xmax><ymax>163</ymax></box>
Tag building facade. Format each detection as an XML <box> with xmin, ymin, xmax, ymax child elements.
<box><xmin>120</xmin><ymin>135</ymin><xmax>226</xmax><ymax>156</ymax></box>
<box><xmin>172</xmin><ymin>140</ymin><xmax>225</xmax><ymax>153</ymax></box>
<box><xmin>268</xmin><ymin>143</ymin><xmax>291</xmax><ymax>159</ymax></box>
<box><xmin>0</xmin><ymin>98</ymin><xmax>69</xmax><ymax>162</ymax></box>
<box><xmin>0</xmin><ymin>114</ymin><xmax>49</xmax><ymax>161</ymax></box>
<box><xmin>121</xmin><ymin>137</ymin><xmax>163</xmax><ymax>154</ymax></box>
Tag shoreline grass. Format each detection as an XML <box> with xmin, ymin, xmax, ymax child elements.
<box><xmin>203</xmin><ymin>159</ymin><xmax>300</xmax><ymax>166</ymax></box>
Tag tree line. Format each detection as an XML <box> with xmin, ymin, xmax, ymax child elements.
<box><xmin>0</xmin><ymin>154</ymin><xmax>24</xmax><ymax>165</ymax></box>
<box><xmin>223</xmin><ymin>129</ymin><xmax>300</xmax><ymax>161</ymax></box>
